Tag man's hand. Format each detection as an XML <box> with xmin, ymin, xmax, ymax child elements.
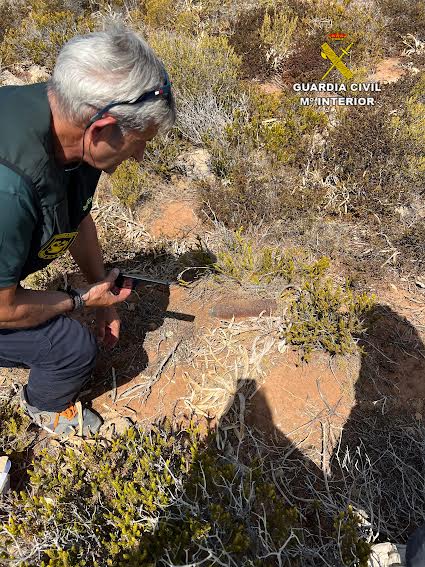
<box><xmin>96</xmin><ymin>305</ymin><xmax>120</xmax><ymax>348</ymax></box>
<box><xmin>81</xmin><ymin>269</ymin><xmax>132</xmax><ymax>308</ymax></box>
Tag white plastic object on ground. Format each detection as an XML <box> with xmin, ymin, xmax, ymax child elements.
<box><xmin>0</xmin><ymin>456</ymin><xmax>11</xmax><ymax>496</ymax></box>
<box><xmin>369</xmin><ymin>542</ymin><xmax>407</xmax><ymax>567</ymax></box>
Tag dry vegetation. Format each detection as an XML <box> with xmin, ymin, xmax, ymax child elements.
<box><xmin>1</xmin><ymin>0</ymin><xmax>425</xmax><ymax>565</ymax></box>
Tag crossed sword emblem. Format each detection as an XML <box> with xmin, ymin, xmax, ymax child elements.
<box><xmin>321</xmin><ymin>41</ymin><xmax>354</xmax><ymax>80</ymax></box>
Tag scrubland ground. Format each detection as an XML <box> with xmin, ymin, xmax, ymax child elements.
<box><xmin>1</xmin><ymin>0</ymin><xmax>425</xmax><ymax>565</ymax></box>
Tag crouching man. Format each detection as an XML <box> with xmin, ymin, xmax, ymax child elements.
<box><xmin>0</xmin><ymin>25</ymin><xmax>175</xmax><ymax>436</ymax></box>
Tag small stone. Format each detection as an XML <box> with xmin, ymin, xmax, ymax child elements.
<box><xmin>27</xmin><ymin>64</ymin><xmax>50</xmax><ymax>83</ymax></box>
<box><xmin>0</xmin><ymin>70</ymin><xmax>25</xmax><ymax>86</ymax></box>
<box><xmin>102</xmin><ymin>417</ymin><xmax>133</xmax><ymax>439</ymax></box>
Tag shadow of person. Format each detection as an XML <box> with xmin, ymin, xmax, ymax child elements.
<box><xmin>111</xmin><ymin>377</ymin><xmax>328</xmax><ymax>566</ymax></box>
<box><xmin>81</xmin><ymin>302</ymin><xmax>425</xmax><ymax>565</ymax></box>
<box><xmin>330</xmin><ymin>304</ymin><xmax>425</xmax><ymax>545</ymax></box>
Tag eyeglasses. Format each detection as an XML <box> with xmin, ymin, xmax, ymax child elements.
<box><xmin>63</xmin><ymin>70</ymin><xmax>172</xmax><ymax>172</ymax></box>
<box><xmin>87</xmin><ymin>69</ymin><xmax>172</xmax><ymax>126</ymax></box>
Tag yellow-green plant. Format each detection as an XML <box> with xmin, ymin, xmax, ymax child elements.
<box><xmin>214</xmin><ymin>229</ymin><xmax>374</xmax><ymax>358</ymax></box>
<box><xmin>149</xmin><ymin>31</ymin><xmax>241</xmax><ymax>104</ymax></box>
<box><xmin>334</xmin><ymin>506</ymin><xmax>372</xmax><ymax>567</ymax></box>
<box><xmin>390</xmin><ymin>72</ymin><xmax>425</xmax><ymax>174</ymax></box>
<box><xmin>285</xmin><ymin>276</ymin><xmax>375</xmax><ymax>359</ymax></box>
<box><xmin>225</xmin><ymin>86</ymin><xmax>327</xmax><ymax>165</ymax></box>
<box><xmin>1</xmin><ymin>421</ymin><xmax>302</xmax><ymax>566</ymax></box>
<box><xmin>214</xmin><ymin>228</ymin><xmax>327</xmax><ymax>286</ymax></box>
<box><xmin>0</xmin><ymin>401</ymin><xmax>32</xmax><ymax>456</ymax></box>
<box><xmin>144</xmin><ymin>0</ymin><xmax>176</xmax><ymax>28</ymax></box>
<box><xmin>110</xmin><ymin>159</ymin><xmax>150</xmax><ymax>209</ymax></box>
<box><xmin>260</xmin><ymin>6</ymin><xmax>298</xmax><ymax>70</ymax></box>
<box><xmin>0</xmin><ymin>0</ymin><xmax>95</xmax><ymax>69</ymax></box>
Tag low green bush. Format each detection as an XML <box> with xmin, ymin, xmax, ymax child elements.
<box><xmin>0</xmin><ymin>417</ymin><xmax>373</xmax><ymax>566</ymax></box>
<box><xmin>0</xmin><ymin>421</ymin><xmax>303</xmax><ymax>566</ymax></box>
<box><xmin>110</xmin><ymin>159</ymin><xmax>150</xmax><ymax>209</ymax></box>
<box><xmin>149</xmin><ymin>31</ymin><xmax>240</xmax><ymax>104</ymax></box>
<box><xmin>0</xmin><ymin>0</ymin><xmax>95</xmax><ymax>69</ymax></box>
<box><xmin>0</xmin><ymin>400</ymin><xmax>31</xmax><ymax>456</ymax></box>
<box><xmin>225</xmin><ymin>85</ymin><xmax>327</xmax><ymax>166</ymax></box>
<box><xmin>213</xmin><ymin>229</ymin><xmax>375</xmax><ymax>358</ymax></box>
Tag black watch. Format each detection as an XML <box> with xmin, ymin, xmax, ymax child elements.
<box><xmin>65</xmin><ymin>287</ymin><xmax>85</xmax><ymax>311</ymax></box>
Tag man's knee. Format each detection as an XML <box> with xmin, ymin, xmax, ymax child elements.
<box><xmin>44</xmin><ymin>316</ymin><xmax>98</xmax><ymax>372</ymax></box>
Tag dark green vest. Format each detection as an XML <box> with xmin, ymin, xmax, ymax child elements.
<box><xmin>0</xmin><ymin>82</ymin><xmax>101</xmax><ymax>280</ymax></box>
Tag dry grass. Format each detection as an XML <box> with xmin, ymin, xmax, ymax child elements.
<box><xmin>186</xmin><ymin>315</ymin><xmax>283</xmax><ymax>419</ymax></box>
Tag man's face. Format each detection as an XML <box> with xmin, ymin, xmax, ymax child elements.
<box><xmin>85</xmin><ymin>121</ymin><xmax>158</xmax><ymax>173</ymax></box>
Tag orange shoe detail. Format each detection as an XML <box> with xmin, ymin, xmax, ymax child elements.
<box><xmin>52</xmin><ymin>404</ymin><xmax>78</xmax><ymax>431</ymax></box>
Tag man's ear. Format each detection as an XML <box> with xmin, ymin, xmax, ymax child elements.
<box><xmin>88</xmin><ymin>115</ymin><xmax>119</xmax><ymax>144</ymax></box>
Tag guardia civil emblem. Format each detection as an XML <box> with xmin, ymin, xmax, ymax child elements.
<box><xmin>38</xmin><ymin>232</ymin><xmax>78</xmax><ymax>260</ymax></box>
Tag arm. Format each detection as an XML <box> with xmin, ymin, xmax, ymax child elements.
<box><xmin>0</xmin><ymin>270</ymin><xmax>131</xmax><ymax>329</ymax></box>
<box><xmin>69</xmin><ymin>213</ymin><xmax>105</xmax><ymax>283</ymax></box>
<box><xmin>0</xmin><ymin>284</ymin><xmax>73</xmax><ymax>329</ymax></box>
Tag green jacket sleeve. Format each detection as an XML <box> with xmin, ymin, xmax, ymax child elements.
<box><xmin>0</xmin><ymin>165</ymin><xmax>37</xmax><ymax>287</ymax></box>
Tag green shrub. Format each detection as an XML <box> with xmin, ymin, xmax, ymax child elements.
<box><xmin>0</xmin><ymin>0</ymin><xmax>95</xmax><ymax>69</ymax></box>
<box><xmin>213</xmin><ymin>227</ymin><xmax>317</xmax><ymax>285</ymax></box>
<box><xmin>323</xmin><ymin>74</ymin><xmax>425</xmax><ymax>220</ymax></box>
<box><xmin>1</xmin><ymin>422</ymin><xmax>303</xmax><ymax>566</ymax></box>
<box><xmin>110</xmin><ymin>159</ymin><xmax>151</xmax><ymax>209</ymax></box>
<box><xmin>148</xmin><ymin>31</ymin><xmax>241</xmax><ymax>106</ymax></box>
<box><xmin>213</xmin><ymin>229</ymin><xmax>375</xmax><ymax>358</ymax></box>
<box><xmin>376</xmin><ymin>0</ymin><xmax>425</xmax><ymax>46</ymax></box>
<box><xmin>224</xmin><ymin>85</ymin><xmax>327</xmax><ymax>166</ymax></box>
<box><xmin>0</xmin><ymin>400</ymin><xmax>31</xmax><ymax>456</ymax></box>
<box><xmin>285</xmin><ymin>273</ymin><xmax>375</xmax><ymax>359</ymax></box>
<box><xmin>334</xmin><ymin>506</ymin><xmax>372</xmax><ymax>567</ymax></box>
<box><xmin>260</xmin><ymin>4</ymin><xmax>299</xmax><ymax>70</ymax></box>
<box><xmin>390</xmin><ymin>72</ymin><xmax>425</xmax><ymax>177</ymax></box>
<box><xmin>144</xmin><ymin>130</ymin><xmax>188</xmax><ymax>178</ymax></box>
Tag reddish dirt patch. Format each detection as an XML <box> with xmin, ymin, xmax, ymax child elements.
<box><xmin>257</xmin><ymin>82</ymin><xmax>283</xmax><ymax>95</ymax></box>
<box><xmin>90</xmin><ymin>284</ymin><xmax>210</xmax><ymax>427</ymax></box>
<box><xmin>368</xmin><ymin>57</ymin><xmax>406</xmax><ymax>83</ymax></box>
<box><xmin>247</xmin><ymin>351</ymin><xmax>356</xmax><ymax>451</ymax></box>
<box><xmin>150</xmin><ymin>201</ymin><xmax>200</xmax><ymax>238</ymax></box>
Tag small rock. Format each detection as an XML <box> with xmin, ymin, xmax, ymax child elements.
<box><xmin>102</xmin><ymin>416</ymin><xmax>133</xmax><ymax>438</ymax></box>
<box><xmin>368</xmin><ymin>542</ymin><xmax>406</xmax><ymax>567</ymax></box>
<box><xmin>177</xmin><ymin>148</ymin><xmax>214</xmax><ymax>181</ymax></box>
<box><xmin>0</xmin><ymin>70</ymin><xmax>25</xmax><ymax>86</ymax></box>
<box><xmin>27</xmin><ymin>64</ymin><xmax>50</xmax><ymax>83</ymax></box>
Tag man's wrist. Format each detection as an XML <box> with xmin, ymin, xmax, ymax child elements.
<box><xmin>64</xmin><ymin>287</ymin><xmax>86</xmax><ymax>311</ymax></box>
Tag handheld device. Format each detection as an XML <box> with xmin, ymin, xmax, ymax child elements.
<box><xmin>114</xmin><ymin>273</ymin><xmax>172</xmax><ymax>291</ymax></box>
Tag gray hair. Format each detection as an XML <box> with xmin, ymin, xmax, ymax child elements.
<box><xmin>48</xmin><ymin>24</ymin><xmax>176</xmax><ymax>134</ymax></box>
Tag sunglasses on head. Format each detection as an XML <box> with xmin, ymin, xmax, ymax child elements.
<box><xmin>87</xmin><ymin>69</ymin><xmax>172</xmax><ymax>127</ymax></box>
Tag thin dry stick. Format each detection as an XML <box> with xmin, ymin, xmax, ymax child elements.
<box><xmin>111</xmin><ymin>367</ymin><xmax>117</xmax><ymax>404</ymax></box>
<box><xmin>119</xmin><ymin>340</ymin><xmax>182</xmax><ymax>403</ymax></box>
